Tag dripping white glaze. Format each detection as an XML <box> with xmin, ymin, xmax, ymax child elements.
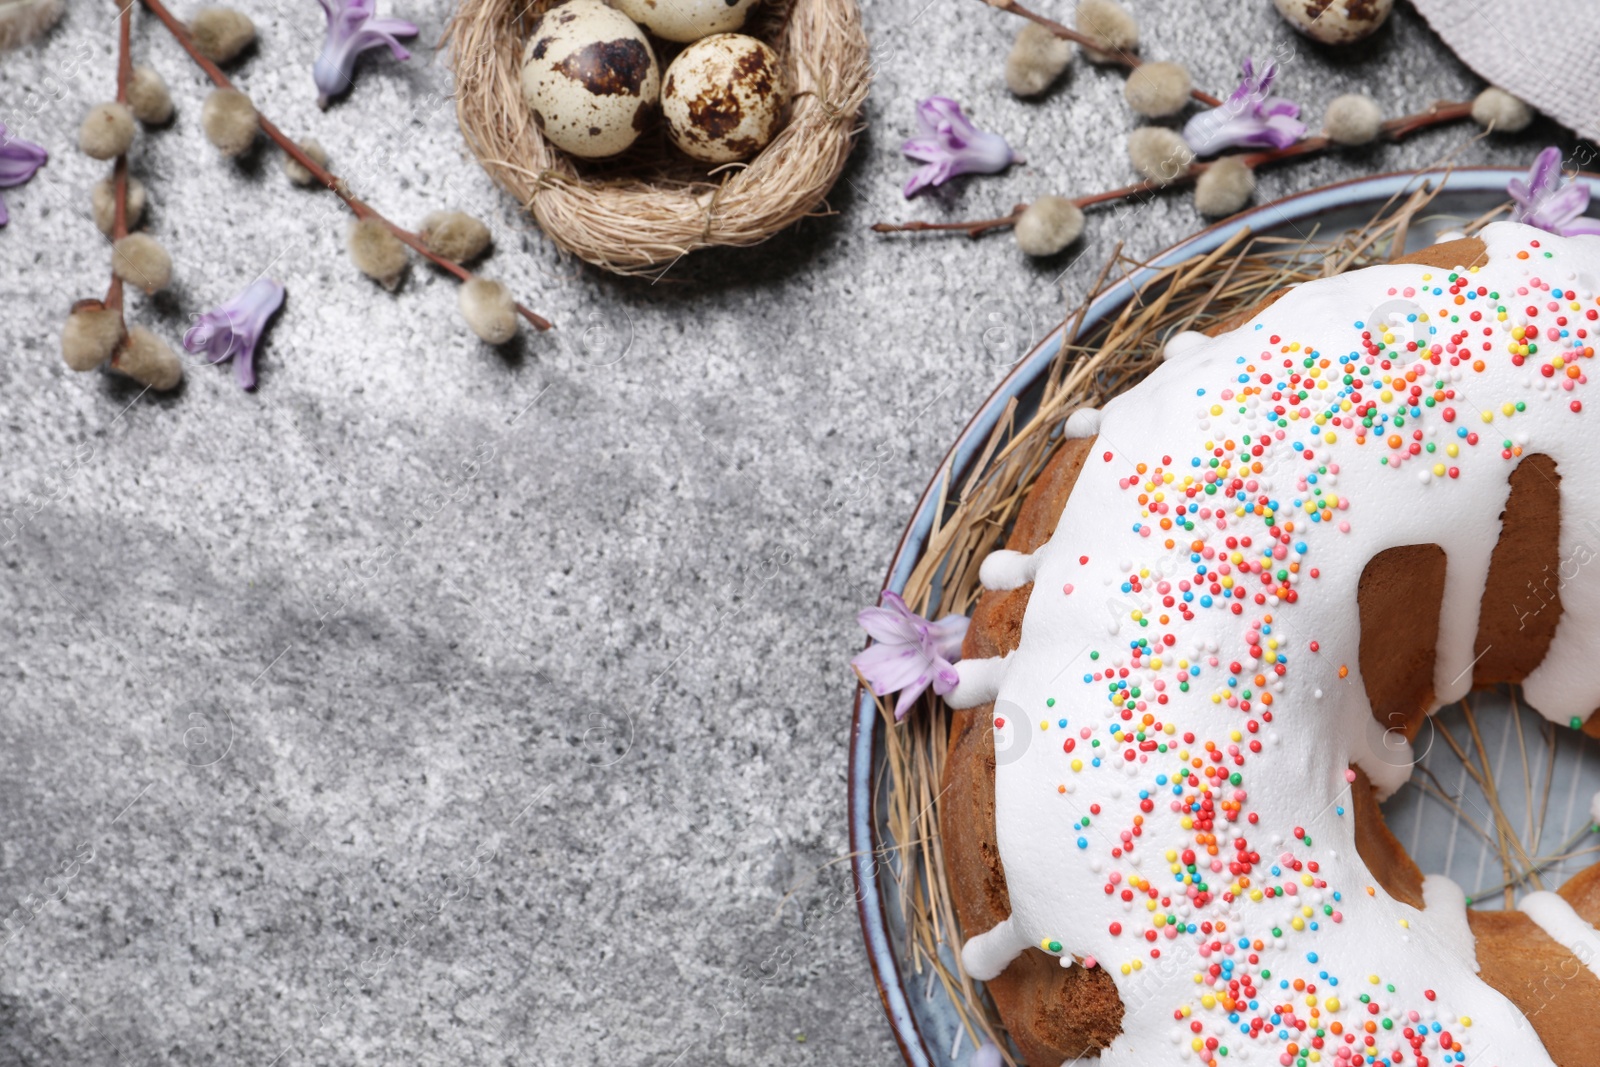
<box><xmin>1066</xmin><ymin>406</ymin><xmax>1106</xmax><ymax>438</ymax></box>
<box><xmin>965</xmin><ymin>224</ymin><xmax>1600</xmax><ymax>1067</ymax></box>
<box><xmin>962</xmin><ymin>915</ymin><xmax>1031</xmax><ymax>980</ymax></box>
<box><xmin>1163</xmin><ymin>330</ymin><xmax>1211</xmax><ymax>363</ymax></box>
<box><xmin>1519</xmin><ymin>891</ymin><xmax>1600</xmax><ymax>982</ymax></box>
<box><xmin>950</xmin><ymin>653</ymin><xmax>1010</xmax><ymax>709</ymax></box>
<box><xmin>1421</xmin><ymin>874</ymin><xmax>1479</xmax><ymax>972</ymax></box>
<box><xmin>980</xmin><ymin>548</ymin><xmax>1041</xmax><ymax>591</ymax></box>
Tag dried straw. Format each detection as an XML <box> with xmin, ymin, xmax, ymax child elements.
<box><xmin>866</xmin><ymin>179</ymin><xmax>1529</xmax><ymax>1060</ymax></box>
<box><xmin>446</xmin><ymin>0</ymin><xmax>871</xmax><ymax>275</ymax></box>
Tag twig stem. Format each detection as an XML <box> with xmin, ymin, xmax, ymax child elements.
<box><xmin>871</xmin><ymin>205</ymin><xmax>1028</xmax><ymax>238</ymax></box>
<box><xmin>979</xmin><ymin>0</ymin><xmax>1224</xmax><ymax>107</ymax></box>
<box><xmin>136</xmin><ymin>0</ymin><xmax>553</xmax><ymax>331</ymax></box>
<box><xmin>104</xmin><ymin>1</ymin><xmax>134</xmax><ymax>312</ymax></box>
<box><xmin>873</xmin><ymin>99</ymin><xmax>1476</xmax><ymax>238</ymax></box>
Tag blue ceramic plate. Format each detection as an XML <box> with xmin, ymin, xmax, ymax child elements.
<box><xmin>849</xmin><ymin>168</ymin><xmax>1600</xmax><ymax>1067</ymax></box>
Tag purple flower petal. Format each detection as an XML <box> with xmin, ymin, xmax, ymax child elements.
<box><xmin>1182</xmin><ymin>58</ymin><xmax>1306</xmax><ymax>157</ymax></box>
<box><xmin>852</xmin><ymin>590</ymin><xmax>969</xmax><ymax>720</ymax></box>
<box><xmin>900</xmin><ymin>138</ymin><xmax>954</xmax><ymax>163</ymax></box>
<box><xmin>1528</xmin><ymin>145</ymin><xmax>1562</xmax><ymax>197</ymax></box>
<box><xmin>853</xmin><ymin>642</ymin><xmax>929</xmax><ymax>694</ymax></box>
<box><xmin>1509</xmin><ymin>145</ymin><xmax>1600</xmax><ymax>238</ymax></box>
<box><xmin>915</xmin><ymin>96</ymin><xmax>969</xmax><ymax>137</ymax></box>
<box><xmin>1560</xmin><ymin>216</ymin><xmax>1600</xmax><ymax>238</ymax></box>
<box><xmin>182</xmin><ymin>278</ymin><xmax>284</xmax><ymax>390</ymax></box>
<box><xmin>1258</xmin><ymin>112</ymin><xmax>1307</xmax><ymax>149</ymax></box>
<box><xmin>903</xmin><ymin>161</ymin><xmax>953</xmax><ymax>199</ymax></box>
<box><xmin>0</xmin><ymin>139</ymin><xmax>46</xmax><ymax>186</ymax></box>
<box><xmin>0</xmin><ymin>120</ymin><xmax>47</xmax><ymax>227</ymax></box>
<box><xmin>931</xmin><ymin>662</ymin><xmax>961</xmax><ymax>694</ymax></box>
<box><xmin>927</xmin><ymin>614</ymin><xmax>968</xmax><ymax>662</ymax></box>
<box><xmin>314</xmin><ymin>0</ymin><xmax>418</xmax><ymax>108</ymax></box>
<box><xmin>857</xmin><ymin>591</ymin><xmax>918</xmax><ymax>640</ymax></box>
<box><xmin>899</xmin><ymin>96</ymin><xmax>1017</xmax><ymax>199</ymax></box>
<box><xmin>892</xmin><ymin>677</ymin><xmax>932</xmax><ymax>721</ymax></box>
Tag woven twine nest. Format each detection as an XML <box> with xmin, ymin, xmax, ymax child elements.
<box><xmin>446</xmin><ymin>0</ymin><xmax>872</xmax><ymax>275</ymax></box>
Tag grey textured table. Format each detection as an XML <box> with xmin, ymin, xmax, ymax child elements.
<box><xmin>0</xmin><ymin>0</ymin><xmax>1577</xmax><ymax>1063</ymax></box>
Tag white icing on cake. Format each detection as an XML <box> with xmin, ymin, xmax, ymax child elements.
<box><xmin>980</xmin><ymin>548</ymin><xmax>1041</xmax><ymax>591</ymax></box>
<box><xmin>957</xmin><ymin>223</ymin><xmax>1600</xmax><ymax>1066</ymax></box>
<box><xmin>1421</xmin><ymin>874</ymin><xmax>1479</xmax><ymax>972</ymax></box>
<box><xmin>1164</xmin><ymin>330</ymin><xmax>1210</xmax><ymax>363</ymax></box>
<box><xmin>1519</xmin><ymin>891</ymin><xmax>1600</xmax><ymax>982</ymax></box>
<box><xmin>950</xmin><ymin>653</ymin><xmax>1009</xmax><ymax>709</ymax></box>
<box><xmin>1066</xmin><ymin>406</ymin><xmax>1106</xmax><ymax>438</ymax></box>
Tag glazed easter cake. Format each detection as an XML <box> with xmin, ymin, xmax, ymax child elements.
<box><xmin>939</xmin><ymin>222</ymin><xmax>1600</xmax><ymax>1067</ymax></box>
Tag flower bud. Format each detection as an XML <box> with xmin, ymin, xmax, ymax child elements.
<box><xmin>1323</xmin><ymin>93</ymin><xmax>1383</xmax><ymax>146</ymax></box>
<box><xmin>1124</xmin><ymin>62</ymin><xmax>1190</xmax><ymax>118</ymax></box>
<box><xmin>1194</xmin><ymin>157</ymin><xmax>1255</xmax><ymax>218</ymax></box>
<box><xmin>1127</xmin><ymin>127</ymin><xmax>1193</xmax><ymax>185</ymax></box>
<box><xmin>0</xmin><ymin>0</ymin><xmax>65</xmax><ymax>50</ymax></box>
<box><xmin>1075</xmin><ymin>0</ymin><xmax>1138</xmax><ymax>64</ymax></box>
<box><xmin>422</xmin><ymin>211</ymin><xmax>492</xmax><ymax>264</ymax></box>
<box><xmin>1013</xmin><ymin>196</ymin><xmax>1084</xmax><ymax>257</ymax></box>
<box><xmin>348</xmin><ymin>218</ymin><xmax>408</xmax><ymax>290</ymax></box>
<box><xmin>282</xmin><ymin>138</ymin><xmax>328</xmax><ymax>186</ymax></box>
<box><xmin>128</xmin><ymin>66</ymin><xmax>174</xmax><ymax>124</ymax></box>
<box><xmin>201</xmin><ymin>88</ymin><xmax>258</xmax><ymax>156</ymax></box>
<box><xmin>79</xmin><ymin>102</ymin><xmax>135</xmax><ymax>160</ymax></box>
<box><xmin>1005</xmin><ymin>23</ymin><xmax>1072</xmax><ymax>98</ymax></box>
<box><xmin>61</xmin><ymin>301</ymin><xmax>125</xmax><ymax>372</ymax></box>
<box><xmin>114</xmin><ymin>326</ymin><xmax>183</xmax><ymax>391</ymax></box>
<box><xmin>92</xmin><ymin>175</ymin><xmax>147</xmax><ymax>236</ymax></box>
<box><xmin>458</xmin><ymin>279</ymin><xmax>518</xmax><ymax>344</ymax></box>
<box><xmin>1471</xmin><ymin>87</ymin><xmax>1533</xmax><ymax>134</ymax></box>
<box><xmin>190</xmin><ymin>6</ymin><xmax>255</xmax><ymax>63</ymax></box>
<box><xmin>111</xmin><ymin>233</ymin><xmax>173</xmax><ymax>294</ymax></box>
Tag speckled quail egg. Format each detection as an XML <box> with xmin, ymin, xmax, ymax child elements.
<box><xmin>1270</xmin><ymin>0</ymin><xmax>1392</xmax><ymax>44</ymax></box>
<box><xmin>661</xmin><ymin>34</ymin><xmax>787</xmax><ymax>164</ymax></box>
<box><xmin>521</xmin><ymin>0</ymin><xmax>660</xmax><ymax>159</ymax></box>
<box><xmin>611</xmin><ymin>0</ymin><xmax>761</xmax><ymax>44</ymax></box>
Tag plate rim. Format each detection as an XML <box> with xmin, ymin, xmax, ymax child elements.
<box><xmin>846</xmin><ymin>165</ymin><xmax>1600</xmax><ymax>1067</ymax></box>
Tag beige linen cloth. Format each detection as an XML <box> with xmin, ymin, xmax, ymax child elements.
<box><xmin>1410</xmin><ymin>0</ymin><xmax>1600</xmax><ymax>143</ymax></box>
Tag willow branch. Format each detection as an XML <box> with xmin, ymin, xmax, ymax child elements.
<box><xmin>104</xmin><ymin>1</ymin><xmax>133</xmax><ymax>312</ymax></box>
<box><xmin>1382</xmin><ymin>99</ymin><xmax>1474</xmax><ymax>139</ymax></box>
<box><xmin>979</xmin><ymin>0</ymin><xmax>1224</xmax><ymax>108</ymax></box>
<box><xmin>871</xmin><ymin>205</ymin><xmax>1028</xmax><ymax>238</ymax></box>
<box><xmin>137</xmin><ymin>0</ymin><xmax>553</xmax><ymax>331</ymax></box>
<box><xmin>873</xmin><ymin>99</ymin><xmax>1475</xmax><ymax>237</ymax></box>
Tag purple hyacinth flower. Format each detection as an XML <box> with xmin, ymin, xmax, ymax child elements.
<box><xmin>313</xmin><ymin>0</ymin><xmax>418</xmax><ymax>108</ymax></box>
<box><xmin>852</xmin><ymin>590</ymin><xmax>969</xmax><ymax>721</ymax></box>
<box><xmin>1509</xmin><ymin>146</ymin><xmax>1600</xmax><ymax>238</ymax></box>
<box><xmin>182</xmin><ymin>278</ymin><xmax>285</xmax><ymax>390</ymax></box>
<box><xmin>901</xmin><ymin>97</ymin><xmax>1019</xmax><ymax>199</ymax></box>
<box><xmin>0</xmin><ymin>120</ymin><xmax>48</xmax><ymax>227</ymax></box>
<box><xmin>1182</xmin><ymin>57</ymin><xmax>1306</xmax><ymax>157</ymax></box>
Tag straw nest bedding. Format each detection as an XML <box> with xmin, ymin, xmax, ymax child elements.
<box><xmin>447</xmin><ymin>0</ymin><xmax>871</xmax><ymax>274</ymax></box>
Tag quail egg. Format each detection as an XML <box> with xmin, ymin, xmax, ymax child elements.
<box><xmin>661</xmin><ymin>33</ymin><xmax>787</xmax><ymax>164</ymax></box>
<box><xmin>611</xmin><ymin>0</ymin><xmax>761</xmax><ymax>44</ymax></box>
<box><xmin>1270</xmin><ymin>0</ymin><xmax>1392</xmax><ymax>44</ymax></box>
<box><xmin>521</xmin><ymin>0</ymin><xmax>660</xmax><ymax>159</ymax></box>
